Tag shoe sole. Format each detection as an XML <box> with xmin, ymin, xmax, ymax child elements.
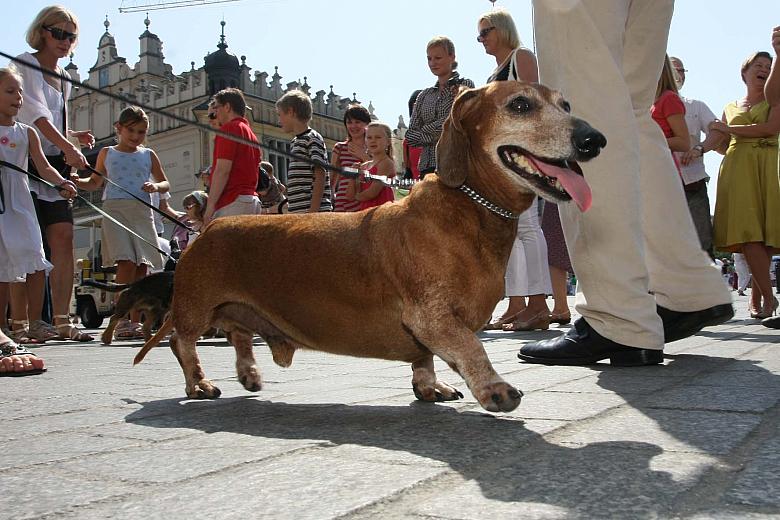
<box><xmin>518</xmin><ymin>348</ymin><xmax>663</xmax><ymax>367</ymax></box>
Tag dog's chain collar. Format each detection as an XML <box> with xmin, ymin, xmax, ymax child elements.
<box><xmin>459</xmin><ymin>184</ymin><xmax>520</xmax><ymax>220</ymax></box>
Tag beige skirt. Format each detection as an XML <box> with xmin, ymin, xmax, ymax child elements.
<box><xmin>100</xmin><ymin>199</ymin><xmax>163</xmax><ymax>270</ymax></box>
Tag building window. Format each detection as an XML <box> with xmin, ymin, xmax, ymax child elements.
<box><xmin>265</xmin><ymin>139</ymin><xmax>290</xmax><ymax>184</ymax></box>
<box><xmin>99</xmin><ymin>68</ymin><xmax>109</xmax><ymax>88</ymax></box>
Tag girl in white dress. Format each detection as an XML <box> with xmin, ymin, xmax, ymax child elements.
<box><xmin>0</xmin><ymin>68</ymin><xmax>76</xmax><ymax>373</ymax></box>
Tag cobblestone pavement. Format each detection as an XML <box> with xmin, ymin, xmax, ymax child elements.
<box><xmin>2</xmin><ymin>294</ymin><xmax>779</xmax><ymax>519</ymax></box>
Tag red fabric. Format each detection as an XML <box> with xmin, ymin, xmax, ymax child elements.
<box><xmin>651</xmin><ymin>90</ymin><xmax>685</xmax><ymax>176</ymax></box>
<box><xmin>212</xmin><ymin>117</ymin><xmax>261</xmax><ymax>210</ymax></box>
<box><xmin>358</xmin><ymin>165</ymin><xmax>395</xmax><ymax>210</ymax></box>
<box><xmin>651</xmin><ymin>90</ymin><xmax>685</xmax><ymax>138</ymax></box>
<box><xmin>403</xmin><ymin>138</ymin><xmax>422</xmax><ymax>180</ymax></box>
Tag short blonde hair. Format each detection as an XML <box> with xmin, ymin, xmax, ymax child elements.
<box><xmin>478</xmin><ymin>8</ymin><xmax>521</xmax><ymax>49</ymax></box>
<box><xmin>26</xmin><ymin>5</ymin><xmax>79</xmax><ymax>51</ymax></box>
<box><xmin>0</xmin><ymin>67</ymin><xmax>23</xmax><ymax>85</ymax></box>
<box><xmin>427</xmin><ymin>36</ymin><xmax>458</xmax><ymax>71</ymax></box>
<box><xmin>276</xmin><ymin>90</ymin><xmax>312</xmax><ymax>122</ymax></box>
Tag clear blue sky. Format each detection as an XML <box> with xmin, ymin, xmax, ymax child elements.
<box><xmin>2</xmin><ymin>1</ymin><xmax>778</xmax><ymax>208</ymax></box>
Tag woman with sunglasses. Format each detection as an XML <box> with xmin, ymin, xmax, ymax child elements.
<box><xmin>477</xmin><ymin>8</ymin><xmax>556</xmax><ymax>333</ymax></box>
<box><xmin>10</xmin><ymin>5</ymin><xmax>95</xmax><ymax>342</ymax></box>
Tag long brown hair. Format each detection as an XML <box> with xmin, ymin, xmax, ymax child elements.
<box><xmin>656</xmin><ymin>54</ymin><xmax>679</xmax><ymax>100</ymax></box>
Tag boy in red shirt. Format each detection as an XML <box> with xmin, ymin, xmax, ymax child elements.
<box><xmin>203</xmin><ymin>88</ymin><xmax>262</xmax><ymax>224</ymax></box>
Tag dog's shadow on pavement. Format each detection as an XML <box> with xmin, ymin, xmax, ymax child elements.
<box><xmin>122</xmin><ymin>385</ymin><xmax>716</xmax><ymax>516</ymax></box>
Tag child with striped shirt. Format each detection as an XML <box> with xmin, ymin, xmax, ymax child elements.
<box><xmin>275</xmin><ymin>90</ymin><xmax>332</xmax><ymax>213</ymax></box>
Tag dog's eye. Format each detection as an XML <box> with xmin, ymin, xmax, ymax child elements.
<box><xmin>561</xmin><ymin>101</ymin><xmax>571</xmax><ymax>113</ymax></box>
<box><xmin>508</xmin><ymin>96</ymin><xmax>532</xmax><ymax>114</ymax></box>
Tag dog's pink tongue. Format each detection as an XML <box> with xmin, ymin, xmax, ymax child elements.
<box><xmin>528</xmin><ymin>157</ymin><xmax>593</xmax><ymax>212</ymax></box>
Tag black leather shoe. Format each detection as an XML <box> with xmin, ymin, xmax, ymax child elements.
<box><xmin>517</xmin><ymin>318</ymin><xmax>663</xmax><ymax>366</ymax></box>
<box><xmin>657</xmin><ymin>303</ymin><xmax>734</xmax><ymax>343</ymax></box>
<box><xmin>761</xmin><ymin>315</ymin><xmax>780</xmax><ymax>329</ymax></box>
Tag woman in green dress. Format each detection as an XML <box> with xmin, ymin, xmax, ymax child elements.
<box><xmin>709</xmin><ymin>51</ymin><xmax>780</xmax><ymax>319</ymax></box>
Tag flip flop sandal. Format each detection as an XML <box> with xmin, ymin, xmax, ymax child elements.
<box><xmin>0</xmin><ymin>342</ymin><xmax>47</xmax><ymax>377</ymax></box>
<box><xmin>114</xmin><ymin>321</ymin><xmax>145</xmax><ymax>341</ymax></box>
<box><xmin>53</xmin><ymin>315</ymin><xmax>94</xmax><ymax>342</ymax></box>
<box><xmin>8</xmin><ymin>322</ymin><xmax>45</xmax><ymax>345</ymax></box>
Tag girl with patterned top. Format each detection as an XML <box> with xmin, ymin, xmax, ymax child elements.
<box><xmin>353</xmin><ymin>122</ymin><xmax>395</xmax><ymax>210</ymax></box>
<box><xmin>407</xmin><ymin>36</ymin><xmax>474</xmax><ymax>177</ymax></box>
<box><xmin>0</xmin><ymin>68</ymin><xmax>77</xmax><ymax>354</ymax></box>
<box><xmin>74</xmin><ymin>106</ymin><xmax>170</xmax><ymax>340</ymax></box>
<box><xmin>330</xmin><ymin>104</ymin><xmax>370</xmax><ymax>212</ymax></box>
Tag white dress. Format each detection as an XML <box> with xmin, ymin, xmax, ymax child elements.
<box><xmin>0</xmin><ymin>122</ymin><xmax>53</xmax><ymax>282</ymax></box>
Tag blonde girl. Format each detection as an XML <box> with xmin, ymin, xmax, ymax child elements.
<box><xmin>74</xmin><ymin>106</ymin><xmax>169</xmax><ymax>340</ymax></box>
<box><xmin>351</xmin><ymin>122</ymin><xmax>395</xmax><ymax>210</ymax></box>
<box><xmin>0</xmin><ymin>68</ymin><xmax>77</xmax><ymax>371</ymax></box>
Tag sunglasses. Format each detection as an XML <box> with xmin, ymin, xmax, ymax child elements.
<box><xmin>43</xmin><ymin>26</ymin><xmax>78</xmax><ymax>43</ymax></box>
<box><xmin>207</xmin><ymin>112</ymin><xmax>217</xmax><ymax>120</ymax></box>
<box><xmin>477</xmin><ymin>26</ymin><xmax>495</xmax><ymax>42</ymax></box>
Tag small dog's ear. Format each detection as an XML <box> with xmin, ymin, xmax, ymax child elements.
<box><xmin>436</xmin><ymin>88</ymin><xmax>478</xmax><ymax>188</ymax></box>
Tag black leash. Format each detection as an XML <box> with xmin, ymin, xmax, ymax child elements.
<box><xmin>0</xmin><ymin>160</ymin><xmax>171</xmax><ymax>258</ymax></box>
<box><xmin>82</xmin><ymin>163</ymin><xmax>195</xmax><ymax>233</ymax></box>
<box><xmin>1</xmin><ymin>52</ymin><xmax>346</xmax><ymax>177</ymax></box>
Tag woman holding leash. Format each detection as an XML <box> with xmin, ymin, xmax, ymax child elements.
<box><xmin>11</xmin><ymin>5</ymin><xmax>95</xmax><ymax>342</ymax></box>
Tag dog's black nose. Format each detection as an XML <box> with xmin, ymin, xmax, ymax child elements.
<box><xmin>572</xmin><ymin>119</ymin><xmax>607</xmax><ymax>159</ymax></box>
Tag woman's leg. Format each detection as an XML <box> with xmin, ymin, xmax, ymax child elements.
<box><xmin>46</xmin><ymin>222</ymin><xmax>75</xmax><ymax>327</ymax></box>
<box><xmin>742</xmin><ymin>242</ymin><xmax>774</xmax><ymax>315</ymax></box>
<box><xmin>549</xmin><ymin>266</ymin><xmax>571</xmax><ymax>318</ymax></box>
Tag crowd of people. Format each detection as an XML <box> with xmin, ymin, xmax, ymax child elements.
<box><xmin>1</xmin><ymin>3</ymin><xmax>779</xmax><ymax>376</ymax></box>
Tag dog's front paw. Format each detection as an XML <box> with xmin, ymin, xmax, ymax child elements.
<box><xmin>475</xmin><ymin>382</ymin><xmax>523</xmax><ymax>412</ymax></box>
<box><xmin>186</xmin><ymin>379</ymin><xmax>222</xmax><ymax>399</ymax></box>
<box><xmin>101</xmin><ymin>330</ymin><xmax>113</xmax><ymax>345</ymax></box>
<box><xmin>413</xmin><ymin>380</ymin><xmax>465</xmax><ymax>402</ymax></box>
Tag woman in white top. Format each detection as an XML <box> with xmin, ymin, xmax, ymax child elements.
<box><xmin>11</xmin><ymin>6</ymin><xmax>95</xmax><ymax>342</ymax></box>
<box><xmin>478</xmin><ymin>8</ymin><xmax>553</xmax><ymax>332</ymax></box>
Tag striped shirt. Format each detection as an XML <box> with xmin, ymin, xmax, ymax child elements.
<box><xmin>332</xmin><ymin>140</ymin><xmax>362</xmax><ymax>212</ymax></box>
<box><xmin>286</xmin><ymin>128</ymin><xmax>332</xmax><ymax>213</ymax></box>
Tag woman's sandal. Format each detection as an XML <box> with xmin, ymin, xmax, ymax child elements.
<box><xmin>0</xmin><ymin>341</ymin><xmax>47</xmax><ymax>377</ymax></box>
<box><xmin>483</xmin><ymin>312</ymin><xmax>521</xmax><ymax>331</ymax></box>
<box><xmin>114</xmin><ymin>320</ymin><xmax>145</xmax><ymax>341</ymax></box>
<box><xmin>26</xmin><ymin>320</ymin><xmax>59</xmax><ymax>342</ymax></box>
<box><xmin>53</xmin><ymin>315</ymin><xmax>94</xmax><ymax>342</ymax></box>
<box><xmin>549</xmin><ymin>312</ymin><xmax>572</xmax><ymax>325</ymax></box>
<box><xmin>502</xmin><ymin>310</ymin><xmax>551</xmax><ymax>332</ymax></box>
<box><xmin>8</xmin><ymin>321</ymin><xmax>45</xmax><ymax>345</ymax></box>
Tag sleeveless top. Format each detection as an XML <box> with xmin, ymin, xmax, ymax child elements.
<box><xmin>102</xmin><ymin>147</ymin><xmax>153</xmax><ymax>203</ymax></box>
<box><xmin>333</xmin><ymin>141</ymin><xmax>362</xmax><ymax>212</ymax></box>
<box><xmin>487</xmin><ymin>48</ymin><xmax>529</xmax><ymax>83</ymax></box>
<box><xmin>358</xmin><ymin>164</ymin><xmax>395</xmax><ymax>211</ymax></box>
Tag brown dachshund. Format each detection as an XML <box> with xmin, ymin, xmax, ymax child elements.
<box><xmin>136</xmin><ymin>81</ymin><xmax>605</xmax><ymax>412</ymax></box>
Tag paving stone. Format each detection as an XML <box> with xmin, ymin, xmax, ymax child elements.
<box><xmin>725</xmin><ymin>433</ymin><xmax>780</xmax><ymax>508</ymax></box>
<box><xmin>0</xmin><ymin>432</ymin><xmax>144</xmax><ymax>470</ymax></box>
<box><xmin>639</xmin><ymin>384</ymin><xmax>779</xmax><ymax>413</ymax></box>
<box><xmin>65</xmin><ymin>453</ymin><xmax>446</xmax><ymax>520</ymax></box>
<box><xmin>552</xmin><ymin>408</ymin><xmax>762</xmax><ymax>455</ymax></box>
<box><xmin>505</xmin><ymin>390</ymin><xmax>627</xmax><ymax>421</ymax></box>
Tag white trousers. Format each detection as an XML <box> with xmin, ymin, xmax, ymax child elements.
<box><xmin>533</xmin><ymin>0</ymin><xmax>731</xmax><ymax>349</ymax></box>
<box><xmin>505</xmin><ymin>198</ymin><xmax>552</xmax><ymax>296</ymax></box>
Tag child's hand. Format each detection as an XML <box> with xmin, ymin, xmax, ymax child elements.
<box><xmin>142</xmin><ymin>181</ymin><xmax>159</xmax><ymax>193</ymax></box>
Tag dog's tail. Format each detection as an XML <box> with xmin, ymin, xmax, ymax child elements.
<box><xmin>133</xmin><ymin>315</ymin><xmax>174</xmax><ymax>365</ymax></box>
<box><xmin>82</xmin><ymin>279</ymin><xmax>130</xmax><ymax>292</ymax></box>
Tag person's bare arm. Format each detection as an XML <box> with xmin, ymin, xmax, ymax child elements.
<box><xmin>204</xmin><ymin>158</ymin><xmax>232</xmax><ymax>224</ymax></box>
<box><xmin>666</xmin><ymin>113</ymin><xmax>691</xmax><ymax>152</ymax></box>
<box><xmin>27</xmin><ymin>127</ymin><xmax>76</xmax><ymax>198</ymax></box>
<box><xmin>32</xmin><ymin>117</ymin><xmax>86</xmax><ymax>169</ymax></box>
<box><xmin>766</xmin><ymin>26</ymin><xmax>780</xmax><ymax>106</ymax></box>
<box><xmin>514</xmin><ymin>48</ymin><xmax>539</xmax><ymax>83</ymax></box>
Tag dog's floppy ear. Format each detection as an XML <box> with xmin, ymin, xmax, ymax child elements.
<box><xmin>435</xmin><ymin>88</ymin><xmax>479</xmax><ymax>188</ymax></box>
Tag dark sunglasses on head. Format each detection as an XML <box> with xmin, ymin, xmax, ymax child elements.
<box><xmin>477</xmin><ymin>26</ymin><xmax>495</xmax><ymax>42</ymax></box>
<box><xmin>43</xmin><ymin>25</ymin><xmax>77</xmax><ymax>43</ymax></box>
<box><xmin>207</xmin><ymin>112</ymin><xmax>217</xmax><ymax>120</ymax></box>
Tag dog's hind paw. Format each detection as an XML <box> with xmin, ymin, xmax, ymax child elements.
<box><xmin>186</xmin><ymin>380</ymin><xmax>222</xmax><ymax>399</ymax></box>
<box><xmin>239</xmin><ymin>372</ymin><xmax>262</xmax><ymax>392</ymax></box>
